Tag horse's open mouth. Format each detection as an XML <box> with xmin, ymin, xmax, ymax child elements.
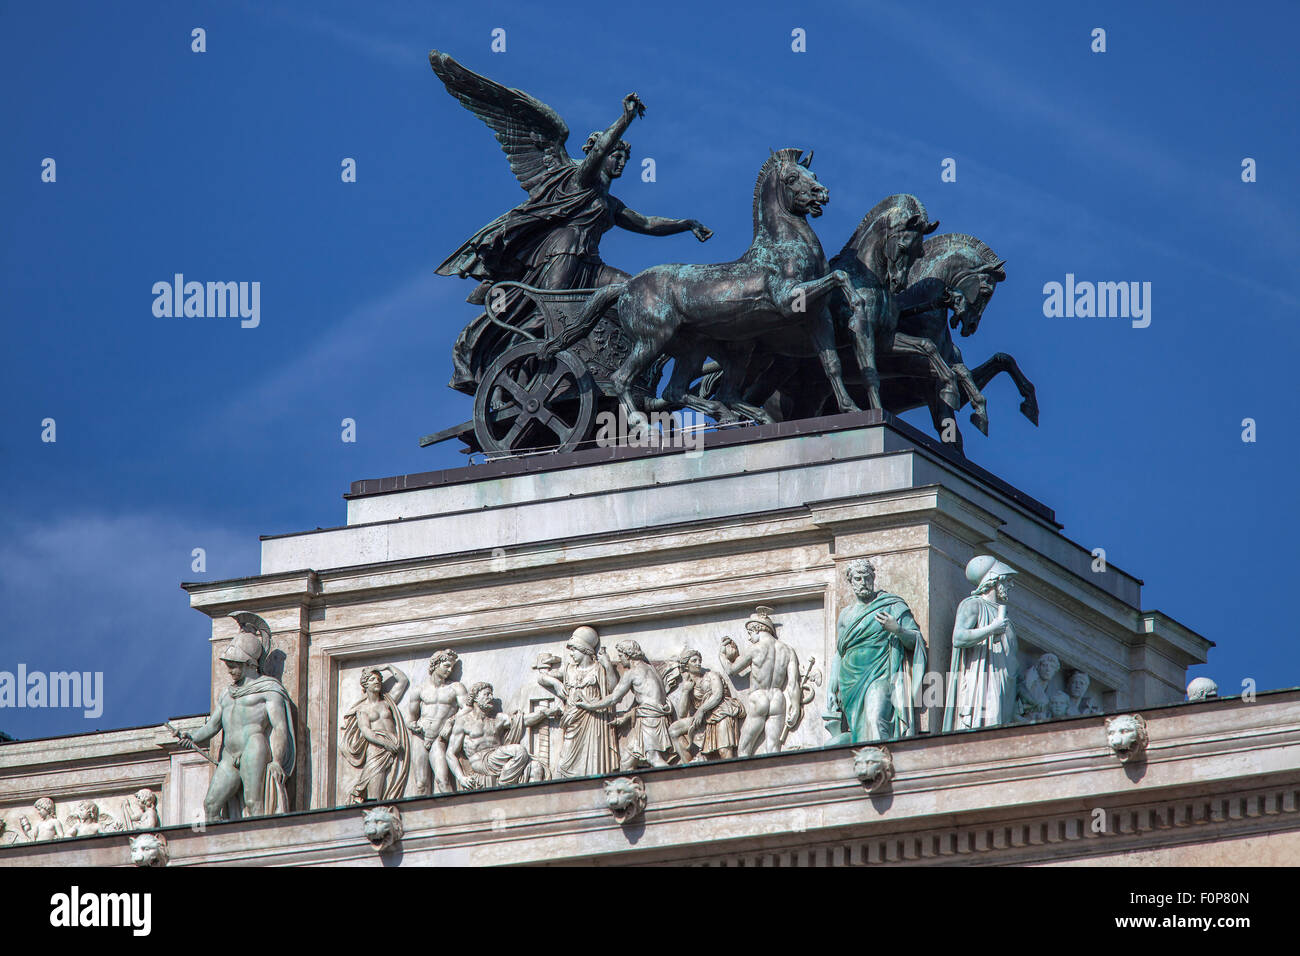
<box><xmin>807</xmin><ymin>201</ymin><xmax>824</xmax><ymax>217</ymax></box>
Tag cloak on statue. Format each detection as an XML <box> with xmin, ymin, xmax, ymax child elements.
<box><xmin>340</xmin><ymin>693</ymin><xmax>412</xmax><ymax>802</ymax></box>
<box><xmin>831</xmin><ymin>592</ymin><xmax>927</xmax><ymax>741</ymax></box>
<box><xmin>225</xmin><ymin>674</ymin><xmax>296</xmax><ymax>816</ymax></box>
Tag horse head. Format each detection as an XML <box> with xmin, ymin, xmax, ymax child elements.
<box><xmin>841</xmin><ymin>195</ymin><xmax>938</xmax><ymax>293</ymax></box>
<box><xmin>753</xmin><ymin>148</ymin><xmax>828</xmax><ymax>238</ymax></box>
<box><xmin>908</xmin><ymin>233</ymin><xmax>1007</xmax><ymax>337</ymax></box>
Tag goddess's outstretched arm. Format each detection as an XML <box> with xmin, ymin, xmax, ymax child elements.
<box><xmin>614</xmin><ymin>203</ymin><xmax>712</xmax><ymax>241</ymax></box>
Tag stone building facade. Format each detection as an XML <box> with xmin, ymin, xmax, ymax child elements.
<box><xmin>3</xmin><ymin>414</ymin><xmax>1295</xmax><ymax>866</ymax></box>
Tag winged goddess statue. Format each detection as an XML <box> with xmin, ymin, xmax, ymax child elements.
<box><xmin>429</xmin><ymin>50</ymin><xmax>713</xmax><ymax>393</ymax></box>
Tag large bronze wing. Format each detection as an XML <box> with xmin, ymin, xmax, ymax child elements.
<box><xmin>429</xmin><ymin>50</ymin><xmax>573</xmax><ymax>193</ymax></box>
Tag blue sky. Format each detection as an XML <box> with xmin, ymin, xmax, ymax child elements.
<box><xmin>1</xmin><ymin>0</ymin><xmax>1296</xmax><ymax>738</ymax></box>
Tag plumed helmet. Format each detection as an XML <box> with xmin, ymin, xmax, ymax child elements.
<box><xmin>965</xmin><ymin>555</ymin><xmax>1017</xmax><ymax>594</ymax></box>
<box><xmin>566</xmin><ymin>625</ymin><xmax>600</xmax><ymax>656</ymax></box>
<box><xmin>745</xmin><ymin>606</ymin><xmax>777</xmax><ymax>635</ymax></box>
<box><xmin>222</xmin><ymin>612</ymin><xmax>271</xmax><ymax>670</ymax></box>
<box><xmin>219</xmin><ymin>632</ymin><xmax>265</xmax><ymax>669</ymax></box>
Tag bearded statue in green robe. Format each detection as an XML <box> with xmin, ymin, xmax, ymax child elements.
<box><xmin>824</xmin><ymin>558</ymin><xmax>927</xmax><ymax>744</ymax></box>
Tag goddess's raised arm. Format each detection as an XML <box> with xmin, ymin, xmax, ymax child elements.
<box><xmin>578</xmin><ymin>93</ymin><xmax>645</xmax><ymax>185</ymax></box>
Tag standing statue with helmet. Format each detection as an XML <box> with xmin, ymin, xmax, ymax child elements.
<box><xmin>943</xmin><ymin>556</ymin><xmax>1020</xmax><ymax>731</ymax></box>
<box><xmin>175</xmin><ymin>612</ymin><xmax>297</xmax><ymax>822</ymax></box>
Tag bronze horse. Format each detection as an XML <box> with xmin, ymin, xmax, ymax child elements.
<box><xmin>739</xmin><ymin>194</ymin><xmax>948</xmax><ymax>419</ymax></box>
<box><xmin>551</xmin><ymin>148</ymin><xmax>865</xmax><ymax>425</ymax></box>
<box><xmin>887</xmin><ymin>233</ymin><xmax>1036</xmax><ymax>451</ymax></box>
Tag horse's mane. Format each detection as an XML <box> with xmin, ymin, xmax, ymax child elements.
<box><xmin>752</xmin><ymin>148</ymin><xmax>807</xmax><ymax>238</ymax></box>
<box><xmin>916</xmin><ymin>233</ymin><xmax>1006</xmax><ymax>281</ymax></box>
<box><xmin>841</xmin><ymin>194</ymin><xmax>931</xmax><ymax>257</ymax></box>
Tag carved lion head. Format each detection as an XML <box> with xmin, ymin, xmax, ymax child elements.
<box><xmin>1104</xmin><ymin>714</ymin><xmax>1149</xmax><ymax>763</ymax></box>
<box><xmin>852</xmin><ymin>746</ymin><xmax>894</xmax><ymax>792</ymax></box>
<box><xmin>128</xmin><ymin>833</ymin><xmax>168</xmax><ymax>867</ymax></box>
<box><xmin>361</xmin><ymin>805</ymin><xmax>403</xmax><ymax>851</ymax></box>
<box><xmin>603</xmin><ymin>776</ymin><xmax>647</xmax><ymax>825</ymax></box>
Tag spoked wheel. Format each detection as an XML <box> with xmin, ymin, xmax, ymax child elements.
<box><xmin>473</xmin><ymin>341</ymin><xmax>597</xmax><ymax>455</ymax></box>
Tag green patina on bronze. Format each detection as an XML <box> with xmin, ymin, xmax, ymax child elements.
<box><xmin>422</xmin><ymin>51</ymin><xmax>1039</xmax><ymax>456</ymax></box>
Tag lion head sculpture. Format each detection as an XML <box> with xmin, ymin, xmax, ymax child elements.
<box><xmin>603</xmin><ymin>776</ymin><xmax>647</xmax><ymax>825</ymax></box>
<box><xmin>852</xmin><ymin>745</ymin><xmax>894</xmax><ymax>792</ymax></box>
<box><xmin>1104</xmin><ymin>714</ymin><xmax>1149</xmax><ymax>763</ymax></box>
<box><xmin>128</xmin><ymin>833</ymin><xmax>168</xmax><ymax>867</ymax></box>
<box><xmin>361</xmin><ymin>805</ymin><xmax>403</xmax><ymax>851</ymax></box>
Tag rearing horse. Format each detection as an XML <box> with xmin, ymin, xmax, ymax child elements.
<box><xmin>888</xmin><ymin>232</ymin><xmax>1037</xmax><ymax>451</ymax></box>
<box><xmin>736</xmin><ymin>194</ymin><xmax>948</xmax><ymax>419</ymax></box>
<box><xmin>552</xmin><ymin>148</ymin><xmax>863</xmax><ymax>424</ymax></box>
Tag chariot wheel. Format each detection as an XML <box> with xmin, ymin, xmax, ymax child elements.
<box><xmin>473</xmin><ymin>341</ymin><xmax>597</xmax><ymax>455</ymax></box>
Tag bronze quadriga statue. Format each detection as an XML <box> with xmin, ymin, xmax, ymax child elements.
<box><xmin>420</xmin><ymin>51</ymin><xmax>1038</xmax><ymax>457</ymax></box>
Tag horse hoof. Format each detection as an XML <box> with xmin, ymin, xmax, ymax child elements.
<box><xmin>1020</xmin><ymin>400</ymin><xmax>1039</xmax><ymax>426</ymax></box>
<box><xmin>736</xmin><ymin>405</ymin><xmax>773</xmax><ymax>425</ymax></box>
<box><xmin>971</xmin><ymin>411</ymin><xmax>989</xmax><ymax>435</ymax></box>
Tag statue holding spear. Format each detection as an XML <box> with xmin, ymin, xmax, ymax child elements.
<box><xmin>170</xmin><ymin>612</ymin><xmax>296</xmax><ymax>822</ymax></box>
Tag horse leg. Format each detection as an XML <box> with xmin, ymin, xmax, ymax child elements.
<box><xmin>769</xmin><ymin>267</ymin><xmax>863</xmax><ymax>413</ymax></box>
<box><xmin>893</xmin><ymin>333</ymin><xmax>988</xmax><ymax>435</ymax></box>
<box><xmin>808</xmin><ymin>309</ymin><xmax>860</xmax><ymax>414</ymax></box>
<box><xmin>713</xmin><ymin>340</ymin><xmax>773</xmax><ymax>424</ymax></box>
<box><xmin>890</xmin><ymin>333</ymin><xmax>958</xmax><ymax>402</ymax></box>
<box><xmin>775</xmin><ymin>270</ymin><xmax>863</xmax><ymax>414</ymax></box>
<box><xmin>972</xmin><ymin>352</ymin><xmax>1039</xmax><ymax>425</ymax></box>
<box><xmin>846</xmin><ymin>302</ymin><xmax>883</xmax><ymax>410</ymax></box>
<box><xmin>661</xmin><ymin>341</ymin><xmax>731</xmax><ymax>422</ymax></box>
<box><xmin>611</xmin><ymin>327</ymin><xmax>675</xmax><ymax>433</ymax></box>
<box><xmin>740</xmin><ymin>351</ymin><xmax>789</xmax><ymax>409</ymax></box>
<box><xmin>950</xmin><ymin>362</ymin><xmax>989</xmax><ymax>435</ymax></box>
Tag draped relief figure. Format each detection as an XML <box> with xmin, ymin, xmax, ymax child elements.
<box><xmin>576</xmin><ymin>639</ymin><xmax>676</xmax><ymax>770</ymax></box>
<box><xmin>536</xmin><ymin>626</ymin><xmax>619</xmax><ymax>777</ymax></box>
<box><xmin>447</xmin><ymin>682</ymin><xmax>557</xmax><ymax>788</ymax></box>
<box><xmin>668</xmin><ymin>648</ymin><xmax>744</xmax><ymax>763</ymax></box>
<box><xmin>1068</xmin><ymin>671</ymin><xmax>1103</xmax><ymax>714</ymax></box>
<box><xmin>340</xmin><ymin>664</ymin><xmax>412</xmax><ymax>803</ymax></box>
<box><xmin>824</xmin><ymin>558</ymin><xmax>927</xmax><ymax>744</ymax></box>
<box><xmin>122</xmin><ymin>789</ymin><xmax>160</xmax><ymax>830</ymax></box>
<box><xmin>1015</xmin><ymin>653</ymin><xmax>1060</xmax><ymax>723</ymax></box>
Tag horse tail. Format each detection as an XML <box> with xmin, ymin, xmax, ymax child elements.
<box><xmin>551</xmin><ymin>282</ymin><xmax>625</xmax><ymax>353</ymax></box>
